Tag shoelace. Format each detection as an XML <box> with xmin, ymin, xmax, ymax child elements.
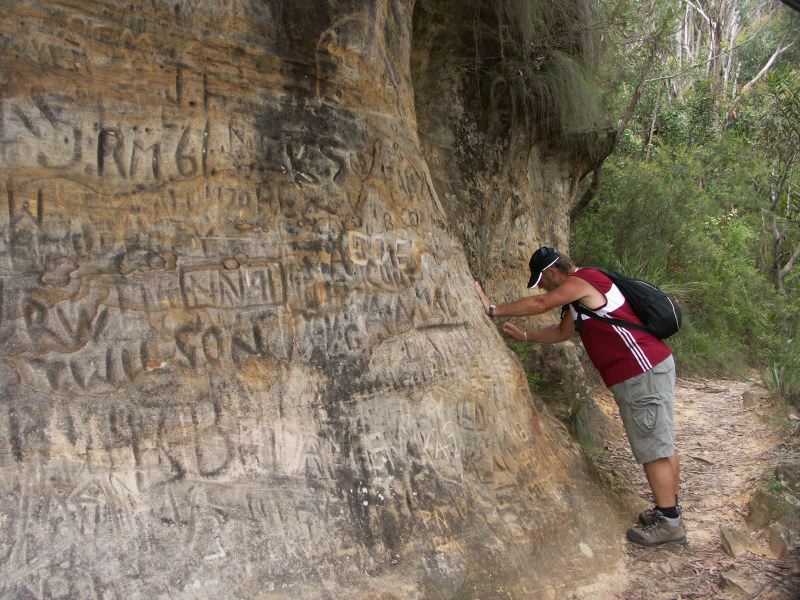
<box><xmin>642</xmin><ymin>518</ymin><xmax>664</xmax><ymax>533</ymax></box>
<box><xmin>643</xmin><ymin>515</ymin><xmax>686</xmax><ymax>535</ymax></box>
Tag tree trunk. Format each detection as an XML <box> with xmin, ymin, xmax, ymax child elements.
<box><xmin>645</xmin><ymin>86</ymin><xmax>662</xmax><ymax>161</ymax></box>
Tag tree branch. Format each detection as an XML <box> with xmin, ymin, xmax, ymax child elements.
<box><xmin>683</xmin><ymin>0</ymin><xmax>711</xmax><ymax>24</ymax></box>
<box><xmin>646</xmin><ymin>19</ymin><xmax>774</xmax><ymax>83</ymax></box>
<box><xmin>571</xmin><ymin>47</ymin><xmax>659</xmax><ymax>222</ymax></box>
<box><xmin>571</xmin><ymin>15</ymin><xmax>671</xmax><ymax>224</ymax></box>
<box><xmin>571</xmin><ymin>163</ymin><xmax>604</xmax><ymax>220</ymax></box>
<box><xmin>731</xmin><ymin>40</ymin><xmax>795</xmax><ymax>108</ymax></box>
<box><xmin>779</xmin><ymin>240</ymin><xmax>800</xmax><ymax>278</ymax></box>
<box><xmin>645</xmin><ymin>87</ymin><xmax>662</xmax><ymax>161</ymax></box>
<box><xmin>618</xmin><ymin>41</ymin><xmax>659</xmax><ymax>136</ymax></box>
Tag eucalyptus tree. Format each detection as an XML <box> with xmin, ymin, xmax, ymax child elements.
<box><xmin>746</xmin><ymin>70</ymin><xmax>800</xmax><ymax>299</ymax></box>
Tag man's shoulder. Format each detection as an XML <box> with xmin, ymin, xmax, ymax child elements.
<box><xmin>539</xmin><ymin>275</ymin><xmax>590</xmax><ymax>309</ymax></box>
<box><xmin>568</xmin><ymin>268</ymin><xmax>614</xmax><ymax>303</ymax></box>
<box><xmin>572</xmin><ymin>266</ymin><xmax>608</xmax><ymax>277</ymax></box>
<box><xmin>571</xmin><ymin>267</ymin><xmax>612</xmax><ymax>286</ymax></box>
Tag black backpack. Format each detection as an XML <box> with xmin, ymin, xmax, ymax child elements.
<box><xmin>571</xmin><ymin>269</ymin><xmax>682</xmax><ymax>339</ymax></box>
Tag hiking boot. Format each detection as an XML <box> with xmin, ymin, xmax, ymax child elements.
<box><xmin>638</xmin><ymin>504</ymin><xmax>682</xmax><ymax>526</ymax></box>
<box><xmin>627</xmin><ymin>512</ymin><xmax>688</xmax><ymax>547</ymax></box>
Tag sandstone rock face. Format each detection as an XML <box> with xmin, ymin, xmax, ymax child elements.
<box><xmin>0</xmin><ymin>2</ymin><xmax>621</xmax><ymax>597</ymax></box>
<box><xmin>410</xmin><ymin>0</ymin><xmax>611</xmax><ymax>444</ymax></box>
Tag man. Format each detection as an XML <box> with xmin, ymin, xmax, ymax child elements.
<box><xmin>475</xmin><ymin>246</ymin><xmax>685</xmax><ymax>547</ymax></box>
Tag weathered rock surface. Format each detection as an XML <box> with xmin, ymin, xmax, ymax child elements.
<box><xmin>0</xmin><ymin>1</ymin><xmax>622</xmax><ymax>597</ymax></box>
<box><xmin>748</xmin><ymin>461</ymin><xmax>800</xmax><ymax>530</ymax></box>
<box><xmin>720</xmin><ymin>525</ymin><xmax>754</xmax><ymax>558</ymax></box>
<box><xmin>410</xmin><ymin>0</ymin><xmax>612</xmax><ymax>445</ymax></box>
<box><xmin>720</xmin><ymin>567</ymin><xmax>759</xmax><ymax>596</ymax></box>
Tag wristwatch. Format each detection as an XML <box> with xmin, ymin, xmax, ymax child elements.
<box><xmin>488</xmin><ymin>304</ymin><xmax>497</xmax><ymax>318</ymax></box>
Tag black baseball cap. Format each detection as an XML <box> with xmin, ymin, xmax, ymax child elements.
<box><xmin>527</xmin><ymin>246</ymin><xmax>561</xmax><ymax>288</ymax></box>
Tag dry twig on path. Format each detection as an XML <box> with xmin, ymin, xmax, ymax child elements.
<box><xmin>686</xmin><ymin>454</ymin><xmax>716</xmax><ymax>465</ymax></box>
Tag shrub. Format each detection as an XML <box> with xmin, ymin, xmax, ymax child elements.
<box><xmin>572</xmin><ymin>136</ymin><xmax>788</xmax><ymax>377</ymax></box>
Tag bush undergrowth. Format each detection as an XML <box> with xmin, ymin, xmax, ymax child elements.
<box><xmin>572</xmin><ymin>138</ymin><xmax>792</xmax><ymax>381</ymax></box>
<box><xmin>505</xmin><ymin>338</ymin><xmax>546</xmax><ymax>393</ymax></box>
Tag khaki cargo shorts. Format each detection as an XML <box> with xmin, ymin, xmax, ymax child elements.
<box><xmin>610</xmin><ymin>355</ymin><xmax>676</xmax><ymax>464</ymax></box>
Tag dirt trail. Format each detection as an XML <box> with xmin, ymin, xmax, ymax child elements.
<box><xmin>574</xmin><ymin>377</ymin><xmax>800</xmax><ymax>599</ymax></box>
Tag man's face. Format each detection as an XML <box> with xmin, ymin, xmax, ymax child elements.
<box><xmin>538</xmin><ymin>268</ymin><xmax>559</xmax><ymax>291</ymax></box>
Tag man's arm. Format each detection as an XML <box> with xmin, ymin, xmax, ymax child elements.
<box><xmin>474</xmin><ymin>277</ymin><xmax>598</xmax><ymax>317</ymax></box>
<box><xmin>503</xmin><ymin>309</ymin><xmax>575</xmax><ymax>344</ymax></box>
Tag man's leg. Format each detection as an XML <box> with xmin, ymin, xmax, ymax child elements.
<box><xmin>638</xmin><ymin>450</ymin><xmax>681</xmax><ymax>526</ymax></box>
<box><xmin>643</xmin><ymin>453</ymin><xmax>679</xmax><ymax>507</ymax></box>
<box><xmin>628</xmin><ymin>452</ymin><xmax>686</xmax><ymax>547</ymax></box>
<box><xmin>668</xmin><ymin>450</ymin><xmax>680</xmax><ymax>502</ymax></box>
<box><xmin>612</xmin><ymin>357</ymin><xmax>687</xmax><ymax>545</ymax></box>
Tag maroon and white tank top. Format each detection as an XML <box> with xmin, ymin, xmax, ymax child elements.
<box><xmin>569</xmin><ymin>268</ymin><xmax>672</xmax><ymax>387</ymax></box>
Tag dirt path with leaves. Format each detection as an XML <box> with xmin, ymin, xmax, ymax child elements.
<box><xmin>573</xmin><ymin>377</ymin><xmax>800</xmax><ymax>599</ymax></box>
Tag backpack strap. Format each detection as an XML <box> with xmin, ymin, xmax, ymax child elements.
<box><xmin>570</xmin><ymin>302</ymin><xmax>651</xmax><ymax>334</ymax></box>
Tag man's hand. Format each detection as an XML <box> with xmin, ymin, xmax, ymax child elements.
<box><xmin>474</xmin><ymin>281</ymin><xmax>491</xmax><ymax>315</ymax></box>
<box><xmin>502</xmin><ymin>322</ymin><xmax>524</xmax><ymax>341</ymax></box>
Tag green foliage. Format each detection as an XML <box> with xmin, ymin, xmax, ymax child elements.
<box><xmin>762</xmin><ymin>338</ymin><xmax>800</xmax><ymax>407</ymax></box>
<box><xmin>735</xmin><ymin>63</ymin><xmax>800</xmax><ymax>310</ymax></box>
<box><xmin>647</xmin><ymin>91</ymin><xmax>691</xmax><ymax>149</ymax></box>
<box><xmin>735</xmin><ymin>7</ymin><xmax>800</xmax><ymax>85</ymax></box>
<box><xmin>572</xmin><ymin>1</ymin><xmax>800</xmax><ymax>382</ymax></box>
<box><xmin>685</xmin><ymin>81</ymin><xmax>720</xmax><ymax>145</ymax></box>
<box><xmin>505</xmin><ymin>338</ymin><xmax>546</xmax><ymax>392</ymax></box>
<box><xmin>740</xmin><ymin>68</ymin><xmax>800</xmax><ymax>158</ymax></box>
<box><xmin>572</xmin><ymin>134</ymin><xmax>786</xmax><ymax>376</ymax></box>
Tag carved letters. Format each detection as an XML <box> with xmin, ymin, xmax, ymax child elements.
<box><xmin>181</xmin><ymin>262</ymin><xmax>285</xmax><ymax>309</ymax></box>
<box><xmin>0</xmin><ymin>4</ymin><xmax>563</xmax><ymax>594</ymax></box>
